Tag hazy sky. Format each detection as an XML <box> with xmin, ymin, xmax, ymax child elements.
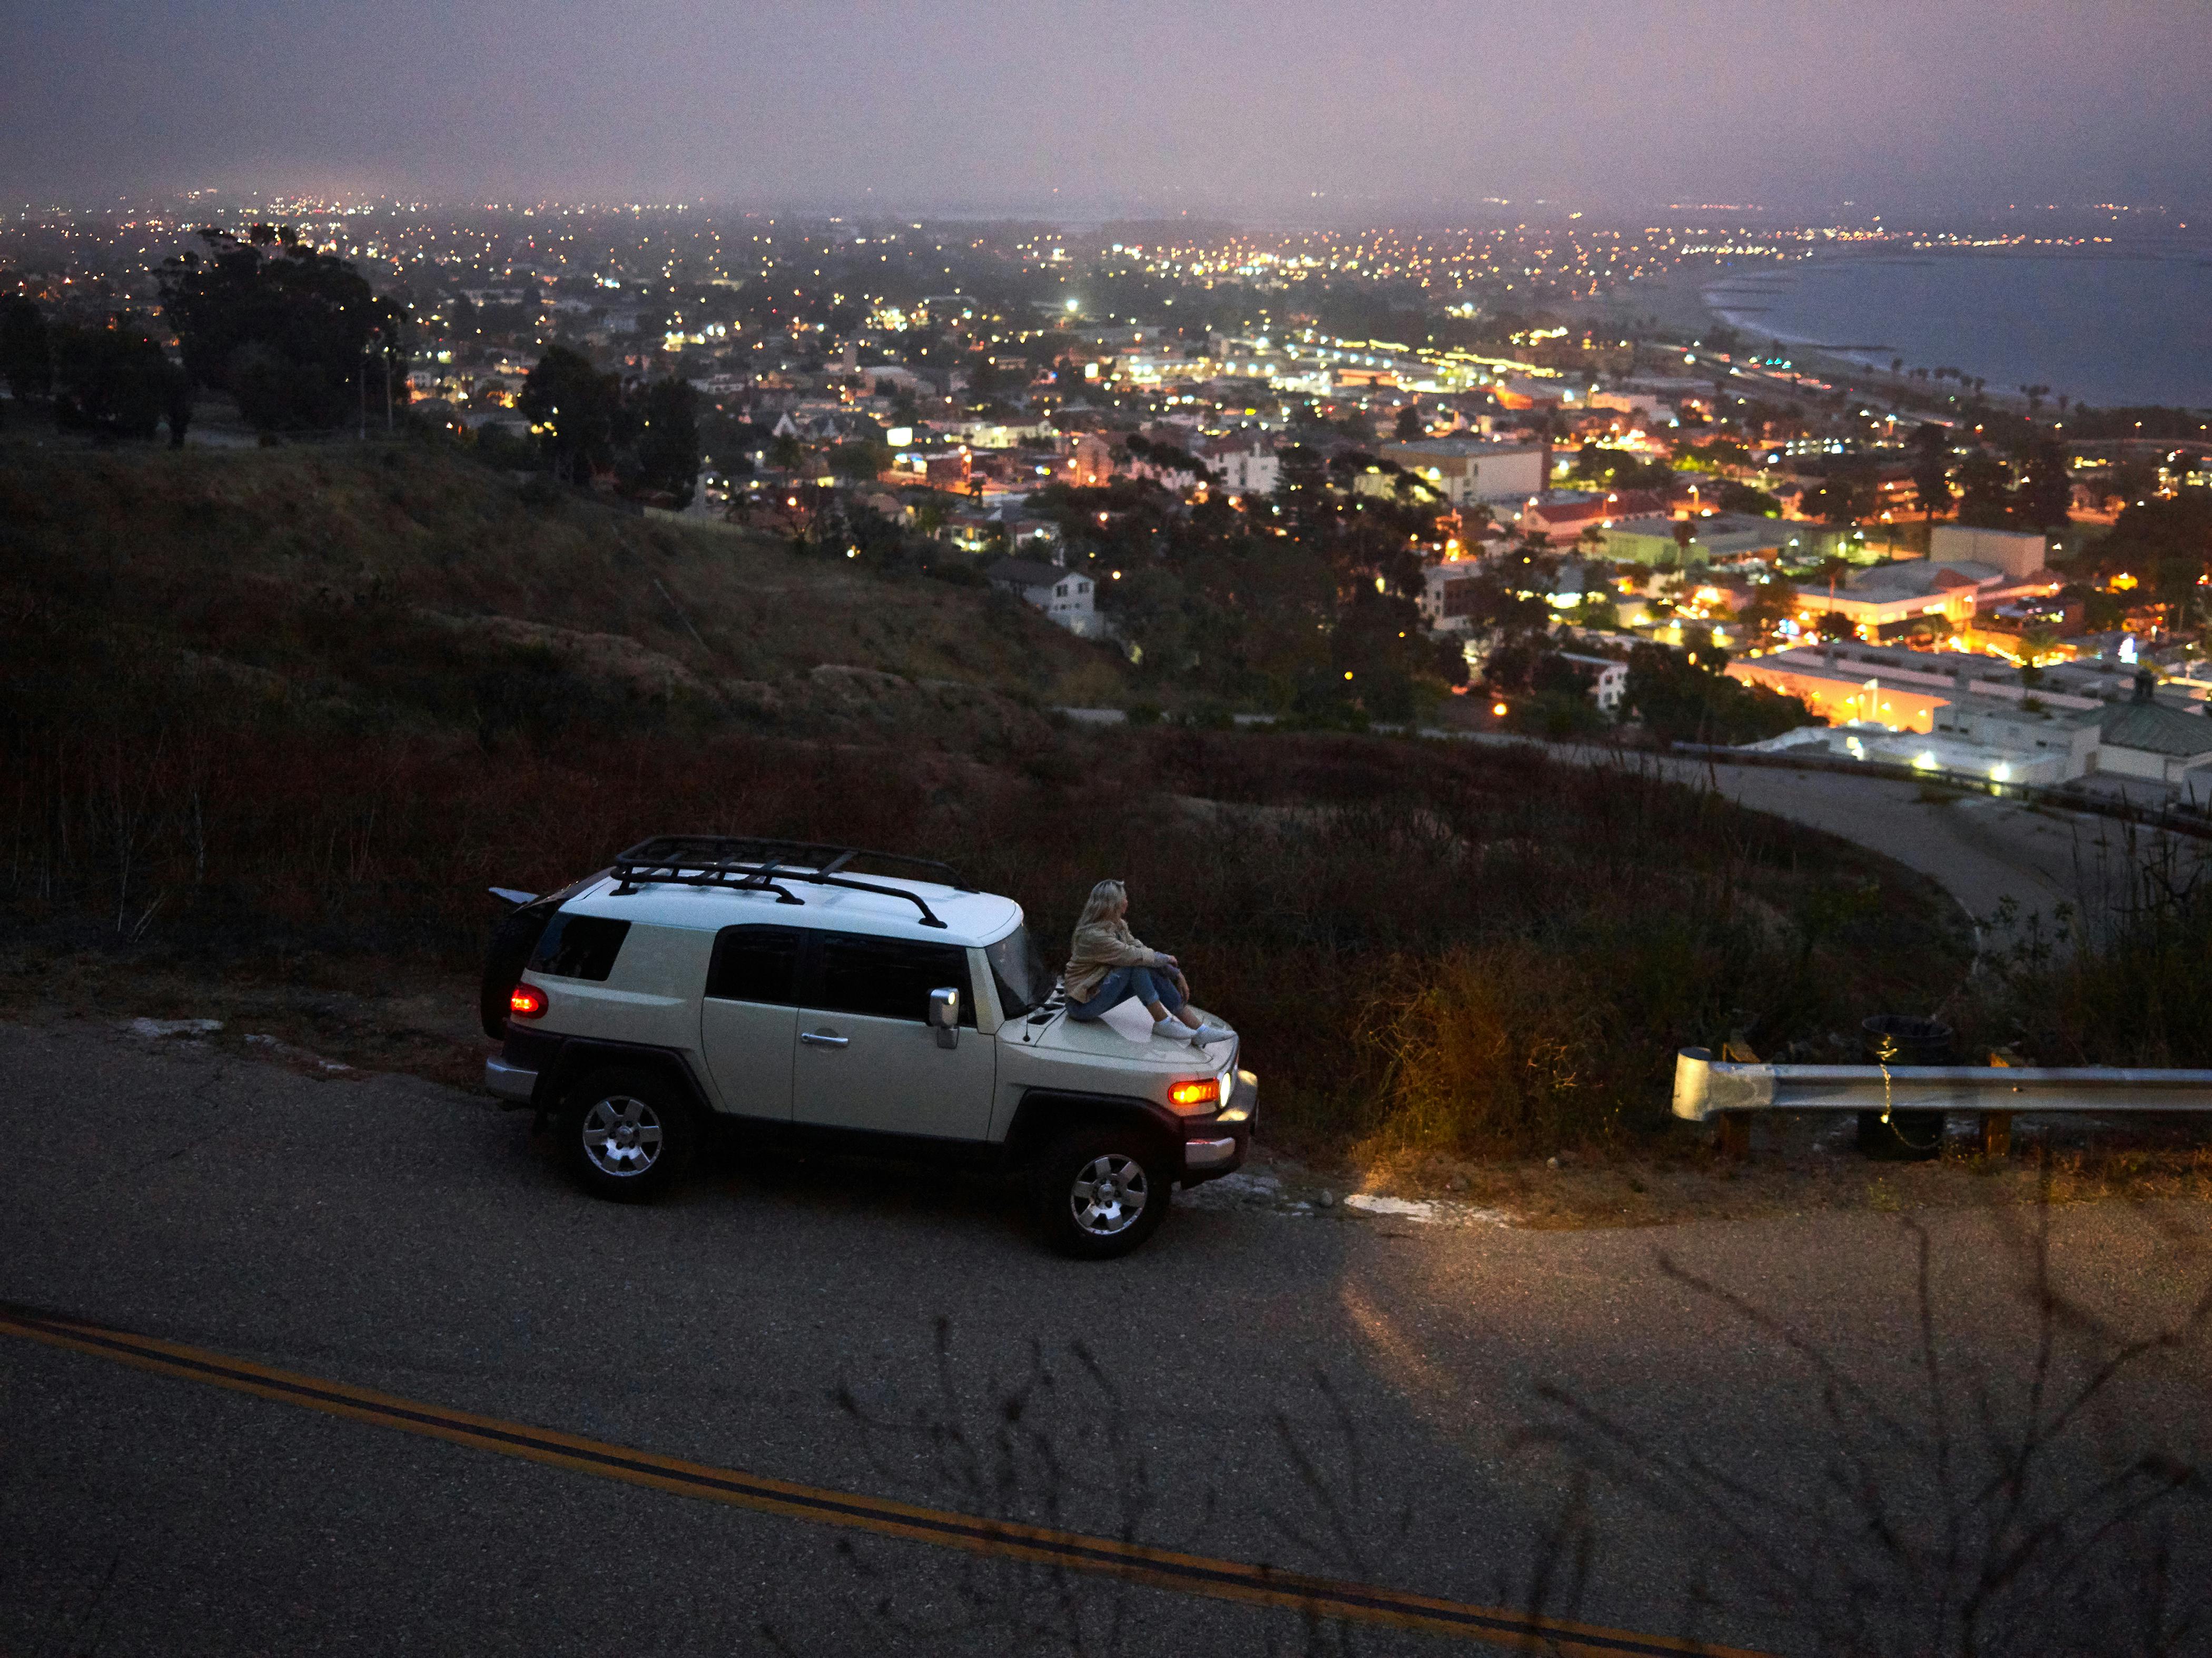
<box><xmin>4</xmin><ymin>0</ymin><xmax>2208</xmax><ymax>219</ymax></box>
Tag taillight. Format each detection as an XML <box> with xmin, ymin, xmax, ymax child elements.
<box><xmin>509</xmin><ymin>983</ymin><xmax>548</xmax><ymax>1019</ymax></box>
<box><xmin>1168</xmin><ymin>1077</ymin><xmax>1220</xmax><ymax>1112</ymax></box>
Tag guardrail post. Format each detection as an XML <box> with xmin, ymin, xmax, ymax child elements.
<box><xmin>1714</xmin><ymin>1113</ymin><xmax>1750</xmax><ymax>1159</ymax></box>
<box><xmin>1982</xmin><ymin>1048</ymin><xmax>2018</xmax><ymax>1156</ymax></box>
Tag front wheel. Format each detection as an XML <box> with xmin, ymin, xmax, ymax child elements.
<box><xmin>1035</xmin><ymin>1128</ymin><xmax>1172</xmax><ymax>1259</ymax></box>
<box><xmin>558</xmin><ymin>1067</ymin><xmax>696</xmax><ymax>1202</ymax></box>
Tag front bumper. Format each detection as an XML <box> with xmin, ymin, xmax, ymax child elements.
<box><xmin>1181</xmin><ymin>1067</ymin><xmax>1257</xmax><ymax>1185</ymax></box>
<box><xmin>485</xmin><ymin>1056</ymin><xmax>538</xmax><ymax>1105</ymax></box>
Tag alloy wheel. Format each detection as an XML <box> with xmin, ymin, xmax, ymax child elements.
<box><xmin>581</xmin><ymin>1095</ymin><xmax>663</xmax><ymax>1177</ymax></box>
<box><xmin>1069</xmin><ymin>1153</ymin><xmax>1149</xmax><ymax>1236</ymax></box>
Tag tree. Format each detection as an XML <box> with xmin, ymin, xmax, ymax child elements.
<box><xmin>2017</xmin><ymin>437</ymin><xmax>2072</xmax><ymax>530</ymax></box>
<box><xmin>625</xmin><ymin>376</ymin><xmax>700</xmax><ymax>504</ymax></box>
<box><xmin>50</xmin><ymin>318</ymin><xmax>182</xmax><ymax>442</ymax></box>
<box><xmin>1954</xmin><ymin>450</ymin><xmax>2015</xmax><ymax>529</ymax></box>
<box><xmin>1717</xmin><ymin>481</ymin><xmax>1781</xmax><ymax>517</ymax></box>
<box><xmin>2017</xmin><ymin>627</ymin><xmax>2060</xmax><ymax>670</ymax></box>
<box><xmin>826</xmin><ymin>438</ymin><xmax>892</xmax><ymax>482</ymax></box>
<box><xmin>0</xmin><ymin>294</ymin><xmax>53</xmax><ymax>400</ymax></box>
<box><xmin>2108</xmin><ymin>458</ymin><xmax>2159</xmax><ymax>508</ymax></box>
<box><xmin>519</xmin><ymin>346</ymin><xmax>620</xmax><ymax>484</ymax></box>
<box><xmin>157</xmin><ymin>225</ymin><xmax>409</xmax><ymax>432</ymax></box>
<box><xmin>1393</xmin><ymin>404</ymin><xmax>1423</xmax><ymax>441</ymax></box>
<box><xmin>1802</xmin><ymin>470</ymin><xmax>1874</xmax><ymax>530</ymax></box>
<box><xmin>1735</xmin><ymin>576</ymin><xmax>1800</xmax><ymax>640</ymax></box>
<box><xmin>1623</xmin><ymin>642</ymin><xmax>1815</xmax><ymax>746</ymax></box>
<box><xmin>1908</xmin><ymin>425</ymin><xmax>1953</xmax><ymax>522</ymax></box>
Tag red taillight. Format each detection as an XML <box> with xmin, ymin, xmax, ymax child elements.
<box><xmin>1169</xmin><ymin>1078</ymin><xmax>1220</xmax><ymax>1110</ymax></box>
<box><xmin>509</xmin><ymin>984</ymin><xmax>548</xmax><ymax>1019</ymax></box>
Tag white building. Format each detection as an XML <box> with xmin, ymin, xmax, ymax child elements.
<box><xmin>1420</xmin><ymin>562</ymin><xmax>1484</xmax><ymax>632</ymax></box>
<box><xmin>1929</xmin><ymin>524</ymin><xmax>2051</xmax><ymax>580</ymax></box>
<box><xmin>987</xmin><ymin>557</ymin><xmax>1103</xmax><ymax>638</ymax></box>
<box><xmin>1203</xmin><ymin>433</ymin><xmax>1280</xmax><ymax>499</ymax></box>
<box><xmin>1557</xmin><ymin>651</ymin><xmax>1628</xmax><ymax>714</ymax></box>
<box><xmin>1376</xmin><ymin>439</ymin><xmax>1548</xmax><ymax>507</ymax></box>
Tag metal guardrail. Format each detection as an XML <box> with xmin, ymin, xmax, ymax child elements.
<box><xmin>1673</xmin><ymin>1047</ymin><xmax>2212</xmax><ymax>1122</ymax></box>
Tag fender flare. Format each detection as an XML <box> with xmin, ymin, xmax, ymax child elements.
<box><xmin>538</xmin><ymin>1039</ymin><xmax>713</xmax><ymax>1121</ymax></box>
<box><xmin>1001</xmin><ymin>1089</ymin><xmax>1182</xmax><ymax>1171</ymax></box>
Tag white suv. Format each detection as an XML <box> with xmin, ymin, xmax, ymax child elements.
<box><xmin>480</xmin><ymin>837</ymin><xmax>1255</xmax><ymax>1258</ymax></box>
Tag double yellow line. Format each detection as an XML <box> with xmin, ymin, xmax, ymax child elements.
<box><xmin>1</xmin><ymin>1301</ymin><xmax>1764</xmax><ymax>1656</ymax></box>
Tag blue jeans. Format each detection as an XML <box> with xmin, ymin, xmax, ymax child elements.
<box><xmin>1067</xmin><ymin>964</ymin><xmax>1184</xmax><ymax>1022</ymax></box>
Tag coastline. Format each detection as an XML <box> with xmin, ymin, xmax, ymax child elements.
<box><xmin>1582</xmin><ymin>263</ymin><xmax>1938</xmax><ymax>409</ymax></box>
<box><xmin>1696</xmin><ymin>249</ymin><xmax>2212</xmax><ymax>411</ymax></box>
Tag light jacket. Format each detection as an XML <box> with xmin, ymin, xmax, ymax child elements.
<box><xmin>1062</xmin><ymin>919</ymin><xmax>1161</xmax><ymax>1005</ymax></box>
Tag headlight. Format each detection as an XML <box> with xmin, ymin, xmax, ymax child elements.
<box><xmin>1167</xmin><ymin>1077</ymin><xmax>1220</xmax><ymax>1114</ymax></box>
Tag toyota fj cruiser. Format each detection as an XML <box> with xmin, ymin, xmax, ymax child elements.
<box><xmin>480</xmin><ymin>837</ymin><xmax>1255</xmax><ymax>1258</ymax></box>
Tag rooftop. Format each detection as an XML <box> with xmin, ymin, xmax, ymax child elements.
<box><xmin>986</xmin><ymin>556</ymin><xmax>1075</xmax><ymax>588</ymax></box>
<box><xmin>2097</xmin><ymin>700</ymin><xmax>2212</xmax><ymax>758</ymax></box>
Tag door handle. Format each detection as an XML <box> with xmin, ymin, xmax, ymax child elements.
<box><xmin>800</xmin><ymin>1030</ymin><xmax>849</xmax><ymax>1048</ymax></box>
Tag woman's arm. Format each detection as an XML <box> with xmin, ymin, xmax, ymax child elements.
<box><xmin>1071</xmin><ymin>922</ymin><xmax>1161</xmax><ymax>969</ymax></box>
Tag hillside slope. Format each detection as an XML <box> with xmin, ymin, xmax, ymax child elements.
<box><xmin>0</xmin><ymin>439</ymin><xmax>1127</xmax><ymax>742</ymax></box>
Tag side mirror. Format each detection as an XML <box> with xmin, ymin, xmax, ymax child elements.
<box><xmin>927</xmin><ymin>987</ymin><xmax>960</xmax><ymax>1048</ymax></box>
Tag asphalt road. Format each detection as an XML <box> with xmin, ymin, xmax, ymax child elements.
<box><xmin>1476</xmin><ymin>734</ymin><xmax>2195</xmax><ymax>934</ymax></box>
<box><xmin>6</xmin><ymin>1019</ymin><xmax>2211</xmax><ymax>1656</ymax></box>
<box><xmin>1653</xmin><ymin>759</ymin><xmax>2091</xmax><ymax>925</ymax></box>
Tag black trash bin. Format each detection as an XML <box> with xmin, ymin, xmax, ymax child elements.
<box><xmin>1856</xmin><ymin>1015</ymin><xmax>1952</xmax><ymax>1159</ymax></box>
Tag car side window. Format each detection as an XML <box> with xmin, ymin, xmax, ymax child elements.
<box><xmin>529</xmin><ymin>915</ymin><xmax>632</xmax><ymax>981</ymax></box>
<box><xmin>706</xmin><ymin>925</ymin><xmax>802</xmax><ymax>1005</ymax></box>
<box><xmin>812</xmin><ymin>933</ymin><xmax>976</xmax><ymax>1026</ymax></box>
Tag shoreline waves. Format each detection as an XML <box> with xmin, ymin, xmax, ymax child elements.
<box><xmin>1696</xmin><ymin>251</ymin><xmax>2212</xmax><ymax>409</ymax></box>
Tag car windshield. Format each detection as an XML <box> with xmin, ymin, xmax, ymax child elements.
<box><xmin>985</xmin><ymin>924</ymin><xmax>1051</xmax><ymax>1017</ymax></box>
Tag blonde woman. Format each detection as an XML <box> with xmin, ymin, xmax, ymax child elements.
<box><xmin>1062</xmin><ymin>879</ymin><xmax>1231</xmax><ymax>1046</ymax></box>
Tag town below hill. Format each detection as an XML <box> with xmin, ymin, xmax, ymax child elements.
<box><xmin>1</xmin><ymin>239</ymin><xmax>2207</xmax><ymax>1154</ymax></box>
<box><xmin>6</xmin><ymin>211</ymin><xmax>2207</xmax><ymax>759</ymax></box>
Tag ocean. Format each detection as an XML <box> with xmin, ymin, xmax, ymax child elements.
<box><xmin>1702</xmin><ymin>251</ymin><xmax>2212</xmax><ymax>411</ymax></box>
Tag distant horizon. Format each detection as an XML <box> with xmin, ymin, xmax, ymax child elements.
<box><xmin>8</xmin><ymin>193</ymin><xmax>2208</xmax><ymax>236</ymax></box>
<box><xmin>6</xmin><ymin>1</ymin><xmax>2207</xmax><ymax>225</ymax></box>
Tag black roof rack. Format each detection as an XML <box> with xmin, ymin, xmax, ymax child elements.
<box><xmin>607</xmin><ymin>836</ymin><xmax>972</xmax><ymax>929</ymax></box>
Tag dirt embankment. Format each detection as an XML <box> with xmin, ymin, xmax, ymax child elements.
<box><xmin>0</xmin><ymin>440</ymin><xmax>1126</xmax><ymax>743</ymax></box>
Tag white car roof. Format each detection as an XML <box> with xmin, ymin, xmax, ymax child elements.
<box><xmin>559</xmin><ymin>871</ymin><xmax>1023</xmax><ymax>949</ymax></box>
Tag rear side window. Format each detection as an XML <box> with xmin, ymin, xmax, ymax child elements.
<box><xmin>529</xmin><ymin>914</ymin><xmax>633</xmax><ymax>981</ymax></box>
<box><xmin>812</xmin><ymin>934</ymin><xmax>976</xmax><ymax>1026</ymax></box>
<box><xmin>706</xmin><ymin>925</ymin><xmax>802</xmax><ymax>1005</ymax></box>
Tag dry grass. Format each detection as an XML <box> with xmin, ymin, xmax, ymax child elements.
<box><xmin>0</xmin><ymin>439</ymin><xmax>1125</xmax><ymax>739</ymax></box>
<box><xmin>0</xmin><ymin>703</ymin><xmax>1976</xmax><ymax>1158</ymax></box>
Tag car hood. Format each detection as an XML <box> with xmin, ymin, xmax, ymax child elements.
<box><xmin>1011</xmin><ymin>1001</ymin><xmax>1238</xmax><ymax>1071</ymax></box>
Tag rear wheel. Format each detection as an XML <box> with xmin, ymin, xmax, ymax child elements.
<box><xmin>558</xmin><ymin>1067</ymin><xmax>695</xmax><ymax>1202</ymax></box>
<box><xmin>1035</xmin><ymin>1127</ymin><xmax>1171</xmax><ymax>1259</ymax></box>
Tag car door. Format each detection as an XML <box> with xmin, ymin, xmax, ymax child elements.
<box><xmin>698</xmin><ymin>924</ymin><xmax>801</xmax><ymax>1119</ymax></box>
<box><xmin>793</xmin><ymin>931</ymin><xmax>996</xmax><ymax>1141</ymax></box>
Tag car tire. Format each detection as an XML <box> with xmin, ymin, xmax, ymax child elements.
<box><xmin>558</xmin><ymin>1067</ymin><xmax>695</xmax><ymax>1202</ymax></box>
<box><xmin>1035</xmin><ymin>1127</ymin><xmax>1172</xmax><ymax>1260</ymax></box>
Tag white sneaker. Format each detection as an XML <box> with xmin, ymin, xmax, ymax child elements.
<box><xmin>1188</xmin><ymin>1021</ymin><xmax>1233</xmax><ymax>1048</ymax></box>
<box><xmin>1151</xmin><ymin>1018</ymin><xmax>1193</xmax><ymax>1041</ymax></box>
